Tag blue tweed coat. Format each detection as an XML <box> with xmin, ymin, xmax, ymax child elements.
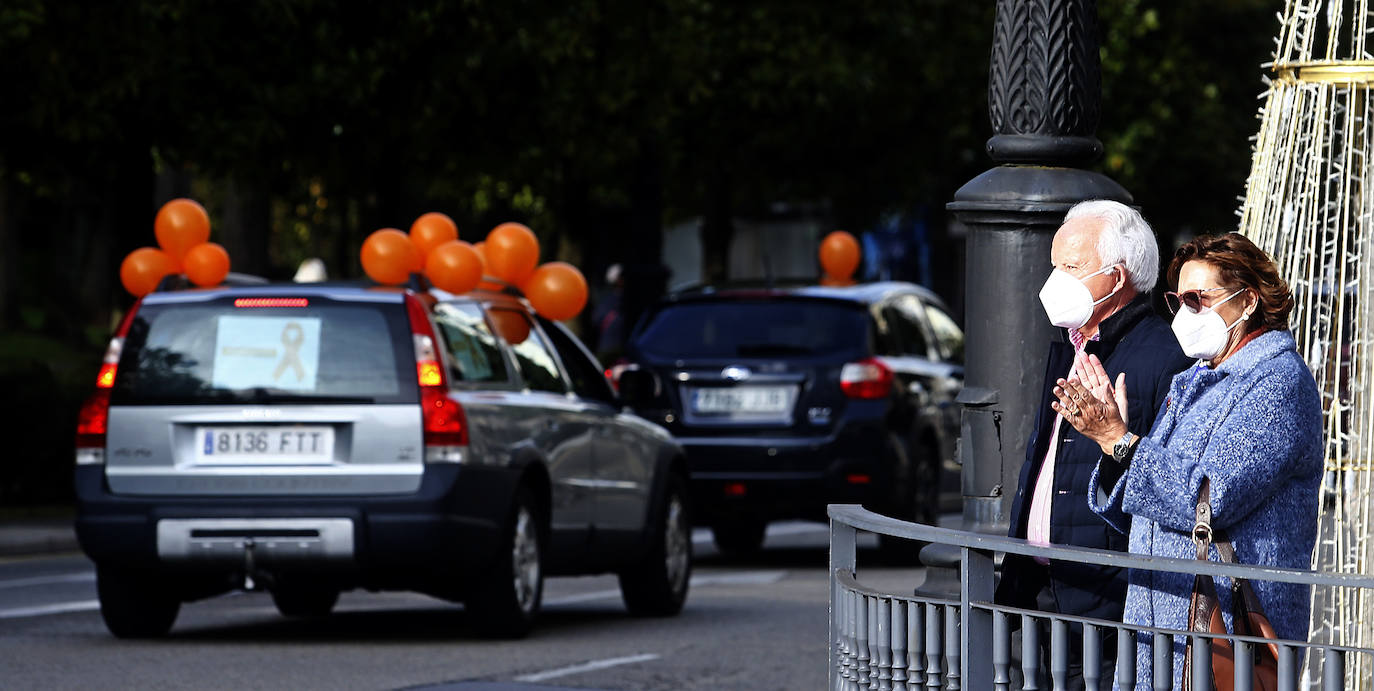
<box><xmin>1089</xmin><ymin>329</ymin><xmax>1323</xmax><ymax>690</ymax></box>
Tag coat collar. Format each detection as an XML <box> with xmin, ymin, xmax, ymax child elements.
<box><xmin>1214</xmin><ymin>329</ymin><xmax>1297</xmax><ymax>377</ymax></box>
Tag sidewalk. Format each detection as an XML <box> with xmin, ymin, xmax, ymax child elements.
<box><xmin>0</xmin><ymin>517</ymin><xmax>80</xmax><ymax>557</ymax></box>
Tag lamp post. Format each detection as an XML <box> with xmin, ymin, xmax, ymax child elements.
<box><xmin>922</xmin><ymin>0</ymin><xmax>1131</xmax><ymax>586</ymax></box>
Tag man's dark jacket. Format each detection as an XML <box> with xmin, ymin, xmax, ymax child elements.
<box><xmin>996</xmin><ymin>295</ymin><xmax>1192</xmax><ymax>620</ymax></box>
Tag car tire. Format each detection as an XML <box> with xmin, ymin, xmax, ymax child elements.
<box><xmin>271</xmin><ymin>584</ymin><xmax>340</xmax><ymax>618</ymax></box>
<box><xmin>468</xmin><ymin>486</ymin><xmax>544</xmax><ymax>638</ymax></box>
<box><xmin>97</xmin><ymin>566</ymin><xmax>180</xmax><ymax>639</ymax></box>
<box><xmin>711</xmin><ymin>518</ymin><xmax>767</xmax><ymax>557</ymax></box>
<box><xmin>619</xmin><ymin>474</ymin><xmax>692</xmax><ymax>616</ymax></box>
<box><xmin>877</xmin><ymin>437</ymin><xmax>939</xmax><ymax>564</ymax></box>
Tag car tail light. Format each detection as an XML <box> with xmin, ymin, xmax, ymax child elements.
<box><xmin>234</xmin><ymin>297</ymin><xmax>309</xmax><ymax>308</ymax></box>
<box><xmin>76</xmin><ymin>301</ymin><xmax>140</xmax><ymax>464</ymax></box>
<box><xmin>840</xmin><ymin>357</ymin><xmax>893</xmax><ymax>399</ymax></box>
<box><xmin>405</xmin><ymin>294</ymin><xmax>468</xmax><ymax>460</ymax></box>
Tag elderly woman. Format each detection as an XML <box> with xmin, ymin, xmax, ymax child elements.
<box><xmin>1053</xmin><ymin>232</ymin><xmax>1322</xmax><ymax>689</ymax></box>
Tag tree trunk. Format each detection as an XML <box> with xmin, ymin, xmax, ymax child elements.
<box><xmin>701</xmin><ymin>164</ymin><xmax>733</xmax><ymax>286</ymax></box>
<box><xmin>0</xmin><ymin>174</ymin><xmax>13</xmax><ymax>330</ymax></box>
<box><xmin>219</xmin><ymin>178</ymin><xmax>271</xmax><ymax>278</ymax></box>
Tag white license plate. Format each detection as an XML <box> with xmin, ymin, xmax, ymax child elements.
<box><xmin>693</xmin><ymin>386</ymin><xmax>791</xmax><ymax>414</ymax></box>
<box><xmin>195</xmin><ymin>426</ymin><xmax>334</xmax><ymax>463</ymax></box>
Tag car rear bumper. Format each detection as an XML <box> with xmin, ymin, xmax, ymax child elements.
<box><xmin>677</xmin><ymin>425</ymin><xmax>894</xmax><ymax>522</ymax></box>
<box><xmin>74</xmin><ymin>463</ymin><xmax>518</xmax><ymax>589</ymax></box>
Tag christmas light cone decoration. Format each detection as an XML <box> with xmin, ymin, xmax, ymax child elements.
<box><xmin>1238</xmin><ymin>2</ymin><xmax>1374</xmax><ymax>682</ymax></box>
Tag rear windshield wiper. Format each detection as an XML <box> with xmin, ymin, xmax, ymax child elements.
<box><xmin>736</xmin><ymin>343</ymin><xmax>815</xmax><ymax>356</ymax></box>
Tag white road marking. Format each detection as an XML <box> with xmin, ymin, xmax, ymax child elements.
<box><xmin>544</xmin><ymin>570</ymin><xmax>787</xmax><ymax>607</ymax></box>
<box><xmin>0</xmin><ymin>572</ymin><xmax>95</xmax><ymax>590</ymax></box>
<box><xmin>514</xmin><ymin>653</ymin><xmax>660</xmax><ymax>683</ymax></box>
<box><xmin>0</xmin><ymin>599</ymin><xmax>100</xmax><ymax>619</ymax></box>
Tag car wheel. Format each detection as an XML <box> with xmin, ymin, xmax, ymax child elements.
<box><xmin>96</xmin><ymin>566</ymin><xmax>180</xmax><ymax>639</ymax></box>
<box><xmin>711</xmin><ymin>518</ymin><xmax>767</xmax><ymax>557</ymax></box>
<box><xmin>619</xmin><ymin>474</ymin><xmax>692</xmax><ymax>616</ymax></box>
<box><xmin>271</xmin><ymin>583</ymin><xmax>340</xmax><ymax>618</ymax></box>
<box><xmin>468</xmin><ymin>486</ymin><xmax>544</xmax><ymax>638</ymax></box>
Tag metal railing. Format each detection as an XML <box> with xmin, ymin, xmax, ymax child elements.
<box><xmin>829</xmin><ymin>504</ymin><xmax>1374</xmax><ymax>690</ymax></box>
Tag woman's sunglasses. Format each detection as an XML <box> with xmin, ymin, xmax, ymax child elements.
<box><xmin>1164</xmin><ymin>287</ymin><xmax>1230</xmax><ymax>315</ymax></box>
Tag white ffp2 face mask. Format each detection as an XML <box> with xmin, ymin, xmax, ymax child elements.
<box><xmin>1038</xmin><ymin>265</ymin><xmax>1121</xmax><ymax>329</ymax></box>
<box><xmin>1170</xmin><ymin>289</ymin><xmax>1247</xmax><ymax>361</ymax></box>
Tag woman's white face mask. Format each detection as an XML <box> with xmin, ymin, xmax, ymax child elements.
<box><xmin>1038</xmin><ymin>264</ymin><xmax>1121</xmax><ymax>329</ymax></box>
<box><xmin>1170</xmin><ymin>289</ymin><xmax>1247</xmax><ymax>361</ymax></box>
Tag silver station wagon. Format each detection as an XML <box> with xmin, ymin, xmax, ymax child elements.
<box><xmin>74</xmin><ymin>281</ymin><xmax>691</xmax><ymax>638</ymax></box>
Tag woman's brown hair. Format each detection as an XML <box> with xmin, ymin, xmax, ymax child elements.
<box><xmin>1166</xmin><ymin>232</ymin><xmax>1293</xmax><ymax>332</ymax></box>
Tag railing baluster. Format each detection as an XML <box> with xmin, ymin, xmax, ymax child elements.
<box><xmin>909</xmin><ymin>597</ymin><xmax>925</xmax><ymax>686</ymax></box>
<box><xmin>993</xmin><ymin>611</ymin><xmax>1011</xmax><ymax>691</ymax></box>
<box><xmin>1278</xmin><ymin>643</ymin><xmax>1296</xmax><ymax>691</ymax></box>
<box><xmin>875</xmin><ymin>597</ymin><xmax>892</xmax><ymax>690</ymax></box>
<box><xmin>945</xmin><ymin>603</ymin><xmax>961</xmax><ymax>690</ymax></box>
<box><xmin>842</xmin><ymin>589</ymin><xmax>856</xmax><ymax>691</ymax></box>
<box><xmin>1115</xmin><ymin>626</ymin><xmax>1134</xmax><ymax>690</ymax></box>
<box><xmin>891</xmin><ymin>600</ymin><xmax>908</xmax><ymax>691</ymax></box>
<box><xmin>1323</xmin><ymin>648</ymin><xmax>1344</xmax><ymax>690</ymax></box>
<box><xmin>1082</xmin><ymin>623</ymin><xmax>1100</xmax><ymax>691</ymax></box>
<box><xmin>1189</xmin><ymin>634</ymin><xmax>1211</xmax><ymax>691</ymax></box>
<box><xmin>1234</xmin><ymin>640</ymin><xmax>1252</xmax><ymax>691</ymax></box>
<box><xmin>1021</xmin><ymin>614</ymin><xmax>1040</xmax><ymax>691</ymax></box>
<box><xmin>857</xmin><ymin>594</ymin><xmax>871</xmax><ymax>687</ymax></box>
<box><xmin>1050</xmin><ymin>618</ymin><xmax>1068</xmax><ymax>691</ymax></box>
<box><xmin>835</xmin><ymin>583</ymin><xmax>848</xmax><ymax>691</ymax></box>
<box><xmin>1151</xmin><ymin>633</ymin><xmax>1171</xmax><ymax>691</ymax></box>
<box><xmin>926</xmin><ymin>603</ymin><xmax>943</xmax><ymax>689</ymax></box>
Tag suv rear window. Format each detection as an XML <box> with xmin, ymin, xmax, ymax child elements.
<box><xmin>633</xmin><ymin>299</ymin><xmax>869</xmax><ymax>359</ymax></box>
<box><xmin>111</xmin><ymin>297</ymin><xmax>418</xmax><ymax>405</ymax></box>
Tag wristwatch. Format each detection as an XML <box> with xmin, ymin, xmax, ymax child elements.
<box><xmin>1111</xmin><ymin>431</ymin><xmax>1137</xmax><ymax>463</ymax></box>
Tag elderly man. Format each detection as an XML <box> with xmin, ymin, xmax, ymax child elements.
<box><xmin>997</xmin><ymin>200</ymin><xmax>1191</xmax><ymax>687</ymax></box>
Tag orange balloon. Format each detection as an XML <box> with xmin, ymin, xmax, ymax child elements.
<box><xmin>120</xmin><ymin>247</ymin><xmax>177</xmax><ymax>297</ymax></box>
<box><xmin>154</xmin><ymin>199</ymin><xmax>211</xmax><ymax>268</ymax></box>
<box><xmin>484</xmin><ymin>222</ymin><xmax>540</xmax><ymax>286</ymax></box>
<box><xmin>425</xmin><ymin>240</ymin><xmax>483</xmax><ymax>294</ymax></box>
<box><xmin>361</xmin><ymin>228</ymin><xmax>421</xmax><ymax>285</ymax></box>
<box><xmin>409</xmin><ymin>212</ymin><xmax>459</xmax><ymax>260</ymax></box>
<box><xmin>487</xmin><ymin>308</ymin><xmax>531</xmax><ymax>345</ymax></box>
<box><xmin>183</xmin><ymin>242</ymin><xmax>231</xmax><ymax>287</ymax></box>
<box><xmin>525</xmin><ymin>262</ymin><xmax>589</xmax><ymax>321</ymax></box>
<box><xmin>819</xmin><ymin>230</ymin><xmax>861</xmax><ymax>281</ymax></box>
<box><xmin>471</xmin><ymin>241</ymin><xmax>505</xmax><ymax>291</ymax></box>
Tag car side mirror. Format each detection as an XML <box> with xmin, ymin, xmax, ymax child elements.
<box><xmin>618</xmin><ymin>368</ymin><xmax>659</xmax><ymax>408</ymax></box>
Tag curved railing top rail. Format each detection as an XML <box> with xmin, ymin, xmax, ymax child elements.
<box><xmin>829</xmin><ymin>504</ymin><xmax>1374</xmax><ymax>589</ymax></box>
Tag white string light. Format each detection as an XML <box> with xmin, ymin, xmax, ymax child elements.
<box><xmin>1238</xmin><ymin>2</ymin><xmax>1374</xmax><ymax>685</ymax></box>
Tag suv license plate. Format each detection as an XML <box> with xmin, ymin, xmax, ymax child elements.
<box><xmin>196</xmin><ymin>426</ymin><xmax>335</xmax><ymax>463</ymax></box>
<box><xmin>693</xmin><ymin>386</ymin><xmax>791</xmax><ymax>414</ymax></box>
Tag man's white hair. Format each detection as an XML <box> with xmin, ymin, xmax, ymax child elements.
<box><xmin>1063</xmin><ymin>199</ymin><xmax>1159</xmax><ymax>294</ymax></box>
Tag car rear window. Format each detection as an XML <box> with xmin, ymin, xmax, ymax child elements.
<box><xmin>111</xmin><ymin>296</ymin><xmax>418</xmax><ymax>405</ymax></box>
<box><xmin>432</xmin><ymin>302</ymin><xmax>511</xmax><ymax>385</ymax></box>
<box><xmin>633</xmin><ymin>299</ymin><xmax>870</xmax><ymax>359</ymax></box>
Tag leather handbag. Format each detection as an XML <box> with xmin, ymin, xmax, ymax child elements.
<box><xmin>1182</xmin><ymin>477</ymin><xmax>1281</xmax><ymax>691</ymax></box>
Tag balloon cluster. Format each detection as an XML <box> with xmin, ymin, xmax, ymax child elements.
<box><xmin>120</xmin><ymin>199</ymin><xmax>230</xmax><ymax>296</ymax></box>
<box><xmin>360</xmin><ymin>214</ymin><xmax>589</xmax><ymax>328</ymax></box>
<box><xmin>818</xmin><ymin>230</ymin><xmax>861</xmax><ymax>286</ymax></box>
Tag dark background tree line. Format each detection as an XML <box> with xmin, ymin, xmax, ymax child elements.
<box><xmin>0</xmin><ymin>0</ymin><xmax>1273</xmax><ymax>504</ymax></box>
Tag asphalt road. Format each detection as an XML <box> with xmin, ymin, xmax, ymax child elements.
<box><xmin>0</xmin><ymin>521</ymin><xmax>928</xmax><ymax>690</ymax></box>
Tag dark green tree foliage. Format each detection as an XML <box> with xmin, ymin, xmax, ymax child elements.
<box><xmin>0</xmin><ymin>0</ymin><xmax>1280</xmax><ymax>503</ymax></box>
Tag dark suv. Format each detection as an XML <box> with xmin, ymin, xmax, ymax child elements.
<box><xmin>621</xmin><ymin>281</ymin><xmax>963</xmax><ymax>555</ymax></box>
<box><xmin>75</xmin><ymin>281</ymin><xmax>690</xmax><ymax>638</ymax></box>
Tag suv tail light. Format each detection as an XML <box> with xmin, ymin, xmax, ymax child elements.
<box><xmin>840</xmin><ymin>358</ymin><xmax>893</xmax><ymax>399</ymax></box>
<box><xmin>405</xmin><ymin>294</ymin><xmax>469</xmax><ymax>460</ymax></box>
<box><xmin>76</xmin><ymin>301</ymin><xmax>140</xmax><ymax>464</ymax></box>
